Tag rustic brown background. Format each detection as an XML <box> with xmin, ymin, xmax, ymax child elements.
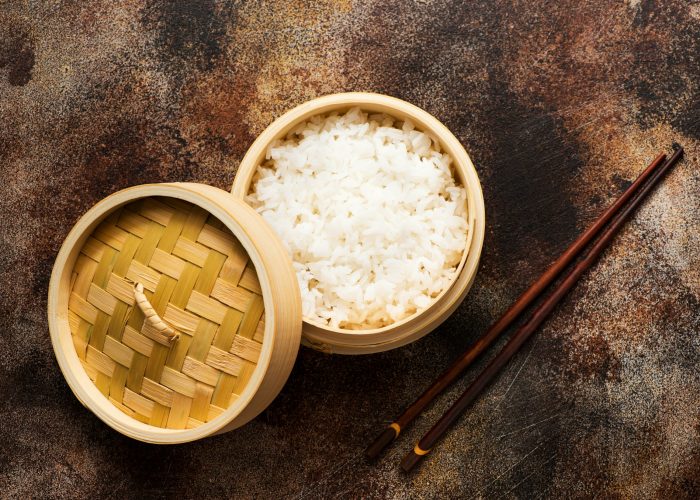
<box><xmin>1</xmin><ymin>1</ymin><xmax>699</xmax><ymax>498</ymax></box>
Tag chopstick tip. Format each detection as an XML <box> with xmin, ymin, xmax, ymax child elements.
<box><xmin>365</xmin><ymin>426</ymin><xmax>399</xmax><ymax>460</ymax></box>
<box><xmin>400</xmin><ymin>449</ymin><xmax>424</xmax><ymax>472</ymax></box>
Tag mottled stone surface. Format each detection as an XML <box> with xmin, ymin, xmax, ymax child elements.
<box><xmin>1</xmin><ymin>1</ymin><xmax>699</xmax><ymax>498</ymax></box>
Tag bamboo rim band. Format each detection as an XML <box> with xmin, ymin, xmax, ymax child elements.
<box><xmin>413</xmin><ymin>444</ymin><xmax>431</xmax><ymax>456</ymax></box>
<box><xmin>390</xmin><ymin>422</ymin><xmax>401</xmax><ymax>437</ymax></box>
<box><xmin>133</xmin><ymin>282</ymin><xmax>179</xmax><ymax>342</ymax></box>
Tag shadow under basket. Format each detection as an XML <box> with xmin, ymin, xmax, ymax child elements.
<box><xmin>48</xmin><ymin>183</ymin><xmax>301</xmax><ymax>443</ymax></box>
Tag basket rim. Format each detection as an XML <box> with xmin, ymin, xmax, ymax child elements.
<box><xmin>231</xmin><ymin>92</ymin><xmax>486</xmax><ymax>349</ymax></box>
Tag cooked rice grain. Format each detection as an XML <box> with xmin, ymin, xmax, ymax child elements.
<box><xmin>247</xmin><ymin>107</ymin><xmax>468</xmax><ymax>329</ymax></box>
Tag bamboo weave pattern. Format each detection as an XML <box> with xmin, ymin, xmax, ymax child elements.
<box><xmin>67</xmin><ymin>197</ymin><xmax>265</xmax><ymax>429</ymax></box>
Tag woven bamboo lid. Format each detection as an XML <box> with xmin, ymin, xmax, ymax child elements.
<box><xmin>48</xmin><ymin>183</ymin><xmax>301</xmax><ymax>443</ymax></box>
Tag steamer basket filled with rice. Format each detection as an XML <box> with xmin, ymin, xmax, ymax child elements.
<box><xmin>232</xmin><ymin>93</ymin><xmax>485</xmax><ymax>354</ymax></box>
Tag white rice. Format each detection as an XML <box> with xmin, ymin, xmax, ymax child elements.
<box><xmin>247</xmin><ymin>107</ymin><xmax>468</xmax><ymax>330</ymax></box>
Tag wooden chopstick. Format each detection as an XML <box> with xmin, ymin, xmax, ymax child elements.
<box><xmin>400</xmin><ymin>146</ymin><xmax>684</xmax><ymax>471</ymax></box>
<box><xmin>365</xmin><ymin>152</ymin><xmax>668</xmax><ymax>460</ymax></box>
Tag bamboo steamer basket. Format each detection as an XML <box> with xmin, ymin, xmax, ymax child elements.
<box><xmin>48</xmin><ymin>183</ymin><xmax>301</xmax><ymax>443</ymax></box>
<box><xmin>232</xmin><ymin>93</ymin><xmax>486</xmax><ymax>354</ymax></box>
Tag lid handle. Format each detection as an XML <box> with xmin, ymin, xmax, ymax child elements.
<box><xmin>133</xmin><ymin>283</ymin><xmax>180</xmax><ymax>342</ymax></box>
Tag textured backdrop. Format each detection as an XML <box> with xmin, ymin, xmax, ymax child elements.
<box><xmin>1</xmin><ymin>1</ymin><xmax>699</xmax><ymax>498</ymax></box>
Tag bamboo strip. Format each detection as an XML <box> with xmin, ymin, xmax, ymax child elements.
<box><xmin>106</xmin><ymin>273</ymin><xmax>136</xmax><ymax>305</ymax></box>
<box><xmin>94</xmin><ymin>223</ymin><xmax>129</xmax><ymax>251</ymax></box>
<box><xmin>160</xmin><ymin>366</ymin><xmax>197</xmax><ymax>398</ymax></box>
<box><xmin>117</xmin><ymin>209</ymin><xmax>150</xmax><ymax>238</ymax></box>
<box><xmin>239</xmin><ymin>266</ymin><xmax>262</xmax><ymax>294</ymax></box>
<box><xmin>164</xmin><ymin>334</ymin><xmax>192</xmax><ymax>371</ymax></box>
<box><xmin>103</xmin><ymin>335</ymin><xmax>135</xmax><ymax>368</ymax></box>
<box><xmin>186</xmin><ymin>417</ymin><xmax>204</xmax><ymax>429</ymax></box>
<box><xmin>92</xmin><ymin>246</ymin><xmax>116</xmax><ymax>288</ymax></box>
<box><xmin>112</xmin><ymin>234</ymin><xmax>141</xmax><ymax>277</ymax></box>
<box><xmin>149</xmin><ymin>248</ymin><xmax>186</xmax><ymax>280</ymax></box>
<box><xmin>193</xmin><ymin>251</ymin><xmax>227</xmax><ymax>295</ymax></box>
<box><xmin>182</xmin><ymin>356</ymin><xmax>220</xmax><ymax>386</ymax></box>
<box><xmin>230</xmin><ymin>336</ymin><xmax>262</xmax><ymax>364</ymax></box>
<box><xmin>80</xmin><ymin>359</ymin><xmax>99</xmax><ymax>381</ymax></box>
<box><xmin>206</xmin><ymin>404</ymin><xmax>225</xmax><ymax>422</ymax></box>
<box><xmin>87</xmin><ymin>312</ymin><xmax>110</xmax><ymax>350</ymax></box>
<box><xmin>181</xmin><ymin>206</ymin><xmax>209</xmax><ymax>240</ymax></box>
<box><xmin>190</xmin><ymin>382</ymin><xmax>215</xmax><ymax>421</ymax></box>
<box><xmin>95</xmin><ymin>372</ymin><xmax>111</xmax><ymax>395</ymax></box>
<box><xmin>157</xmin><ymin>210</ymin><xmax>188</xmax><ymax>253</ymax></box>
<box><xmin>72</xmin><ymin>334</ymin><xmax>88</xmax><ymax>360</ymax></box>
<box><xmin>219</xmin><ymin>253</ymin><xmax>247</xmax><ymax>284</ymax></box>
<box><xmin>238</xmin><ymin>296</ymin><xmax>264</xmax><ymax>339</ymax></box>
<box><xmin>109</xmin><ymin>364</ymin><xmax>129</xmax><ymax>403</ymax></box>
<box><xmin>123</xmin><ymin>387</ymin><xmax>155</xmax><ymax>417</ymax></box>
<box><xmin>210</xmin><ymin>373</ymin><xmax>237</xmax><ymax>408</ymax></box>
<box><xmin>68</xmin><ymin>310</ymin><xmax>82</xmax><ymax>334</ymax></box>
<box><xmin>149</xmin><ymin>403</ymin><xmax>170</xmax><ymax>427</ymax></box>
<box><xmin>72</xmin><ymin>255</ymin><xmax>98</xmax><ymax>297</ymax></box>
<box><xmin>126</xmin><ymin>260</ymin><xmax>160</xmax><ymax>292</ymax></box>
<box><xmin>212</xmin><ymin>308</ymin><xmax>244</xmax><ymax>351</ymax></box>
<box><xmin>169</xmin><ymin>264</ymin><xmax>200</xmax><ymax>309</ymax></box>
<box><xmin>69</xmin><ymin>292</ymin><xmax>98</xmax><ymax>324</ymax></box>
<box><xmin>186</xmin><ymin>291</ymin><xmax>228</xmax><ymax>324</ymax></box>
<box><xmin>106</xmin><ymin>302</ymin><xmax>130</xmax><ymax>342</ymax></box>
<box><xmin>186</xmin><ymin>319</ymin><xmax>218</xmax><ymax>361</ymax></box>
<box><xmin>253</xmin><ymin>319</ymin><xmax>265</xmax><ymax>343</ymax></box>
<box><xmin>205</xmin><ymin>346</ymin><xmax>243</xmax><ymax>377</ymax></box>
<box><xmin>81</xmin><ymin>237</ymin><xmax>107</xmax><ymax>262</ymax></box>
<box><xmin>126</xmin><ymin>354</ymin><xmax>148</xmax><ymax>393</ymax></box>
<box><xmin>197</xmin><ymin>224</ymin><xmax>238</xmax><ymax>256</ymax></box>
<box><xmin>211</xmin><ymin>278</ymin><xmax>254</xmax><ymax>311</ymax></box>
<box><xmin>110</xmin><ymin>396</ymin><xmax>134</xmax><ymax>416</ymax></box>
<box><xmin>87</xmin><ymin>283</ymin><xmax>118</xmax><ymax>315</ymax></box>
<box><xmin>141</xmin><ymin>377</ymin><xmax>174</xmax><ymax>407</ymax></box>
<box><xmin>139</xmin><ymin>198</ymin><xmax>174</xmax><ymax>226</ymax></box>
<box><xmin>86</xmin><ymin>345</ymin><xmax>116</xmax><ymax>377</ymax></box>
<box><xmin>163</xmin><ymin>302</ymin><xmax>201</xmax><ymax>336</ymax></box>
<box><xmin>166</xmin><ymin>393</ymin><xmax>193</xmax><ymax>429</ymax></box>
<box><xmin>122</xmin><ymin>325</ymin><xmax>155</xmax><ymax>357</ymax></box>
<box><xmin>144</xmin><ymin>343</ymin><xmax>169</xmax><ymax>378</ymax></box>
<box><xmin>172</xmin><ymin>237</ymin><xmax>209</xmax><ymax>267</ymax></box>
<box><xmin>133</xmin><ymin>221</ymin><xmax>165</xmax><ymax>265</ymax></box>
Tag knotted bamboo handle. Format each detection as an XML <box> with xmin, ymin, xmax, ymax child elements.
<box><xmin>133</xmin><ymin>282</ymin><xmax>179</xmax><ymax>342</ymax></box>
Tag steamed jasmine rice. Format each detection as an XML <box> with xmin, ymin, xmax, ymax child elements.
<box><xmin>247</xmin><ymin>107</ymin><xmax>468</xmax><ymax>330</ymax></box>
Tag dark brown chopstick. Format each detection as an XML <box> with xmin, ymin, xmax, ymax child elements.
<box><xmin>400</xmin><ymin>146</ymin><xmax>684</xmax><ymax>471</ymax></box>
<box><xmin>366</xmin><ymin>152</ymin><xmax>668</xmax><ymax>460</ymax></box>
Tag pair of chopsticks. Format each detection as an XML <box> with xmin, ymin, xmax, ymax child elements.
<box><xmin>366</xmin><ymin>146</ymin><xmax>684</xmax><ymax>471</ymax></box>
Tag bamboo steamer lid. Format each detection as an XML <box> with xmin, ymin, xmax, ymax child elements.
<box><xmin>48</xmin><ymin>183</ymin><xmax>301</xmax><ymax>443</ymax></box>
